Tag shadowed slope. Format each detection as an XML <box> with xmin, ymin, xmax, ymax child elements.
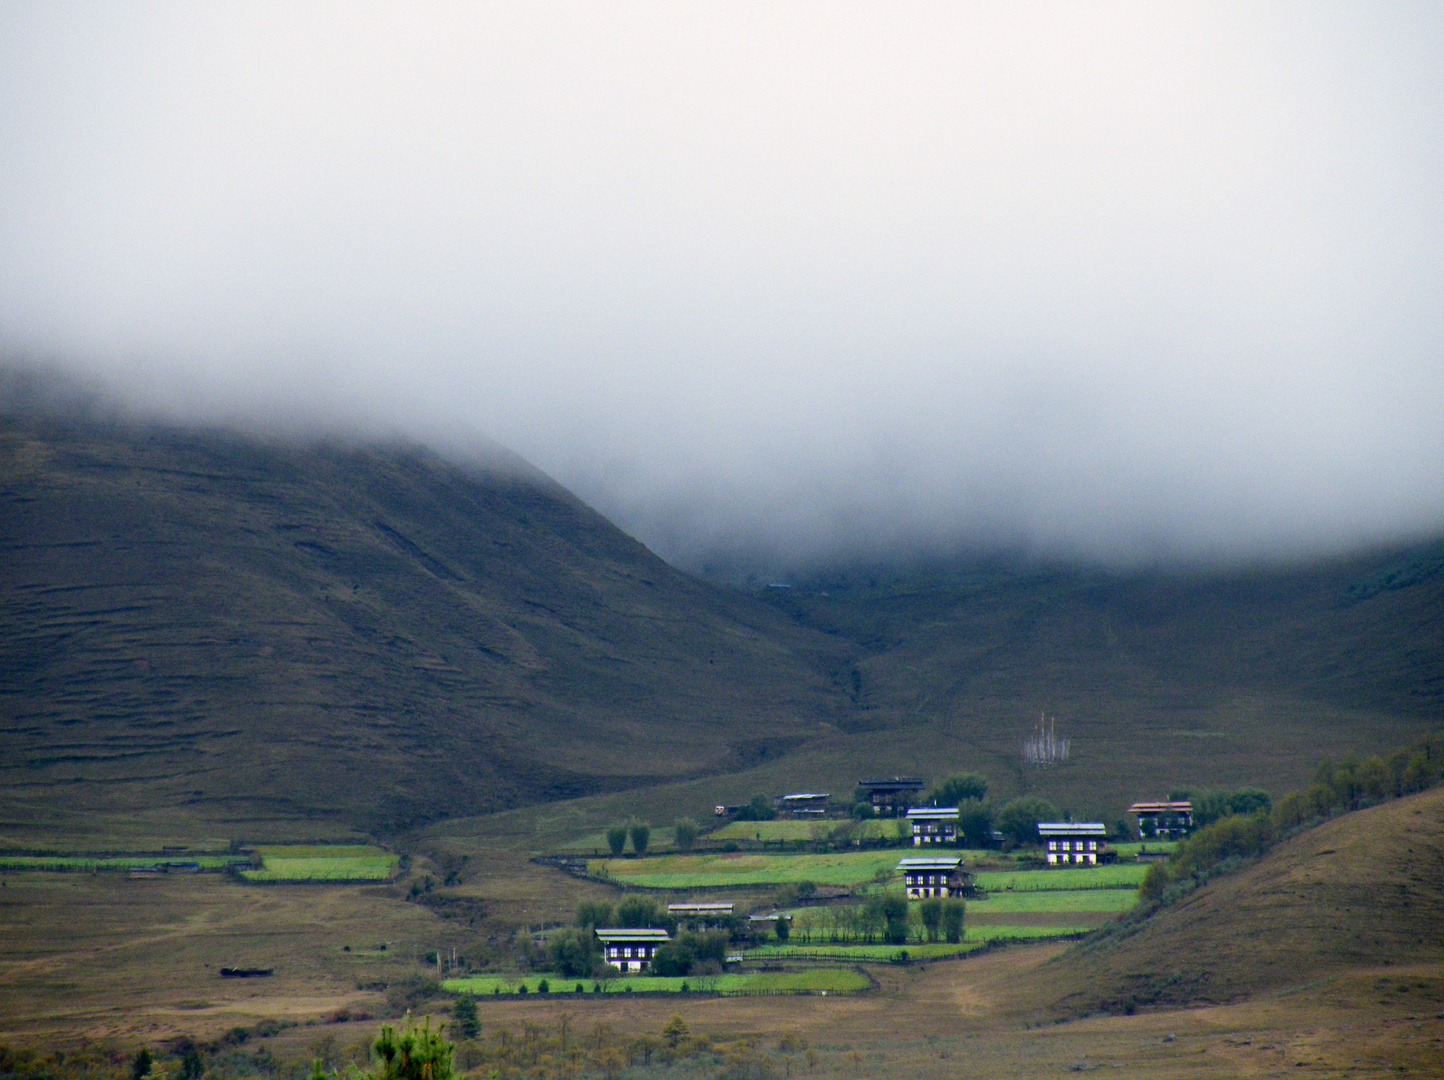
<box><xmin>1027</xmin><ymin>785</ymin><xmax>1444</xmax><ymax>1016</ymax></box>
<box><xmin>0</xmin><ymin>414</ymin><xmax>854</xmax><ymax>833</ymax></box>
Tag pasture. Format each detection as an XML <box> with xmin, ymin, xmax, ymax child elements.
<box><xmin>973</xmin><ymin>864</ymin><xmax>1147</xmax><ymax>891</ymax></box>
<box><xmin>591</xmin><ymin>849</ymin><xmax>898</xmax><ymax>888</ymax></box>
<box><xmin>707</xmin><ymin>820</ymin><xmax>901</xmax><ymax>843</ymax></box>
<box><xmin>966</xmin><ymin>888</ymin><xmax>1138</xmax><ymax>913</ymax></box>
<box><xmin>442</xmin><ymin>968</ymin><xmax>870</xmax><ymax>996</ymax></box>
<box><xmin>239</xmin><ymin>845</ymin><xmax>398</xmax><ymax>882</ymax></box>
<box><xmin>0</xmin><ymin>854</ymin><xmax>246</xmax><ymax>872</ymax></box>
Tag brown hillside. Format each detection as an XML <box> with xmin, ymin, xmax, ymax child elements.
<box><xmin>0</xmin><ymin>413</ymin><xmax>853</xmax><ymax>834</ymax></box>
<box><xmin>1028</xmin><ymin>785</ymin><xmax>1444</xmax><ymax>1016</ymax></box>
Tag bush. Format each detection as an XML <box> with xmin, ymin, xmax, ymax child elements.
<box><xmin>628</xmin><ymin>820</ymin><xmax>651</xmax><ymax>856</ymax></box>
<box><xmin>548</xmin><ymin>928</ymin><xmax>600</xmax><ymax>977</ymax></box>
<box><xmin>616</xmin><ymin>896</ymin><xmax>660</xmax><ymax>928</ymax></box>
<box><xmin>775</xmin><ymin>915</ymin><xmax>790</xmax><ymax>942</ymax></box>
<box><xmin>852</xmin><ymin>801</ymin><xmax>875</xmax><ymax>820</ymax></box>
<box><xmin>996</xmin><ymin>797</ymin><xmax>1059</xmax><ymax>846</ymax></box>
<box><xmin>1193</xmin><ymin>788</ymin><xmax>1273</xmax><ymax>828</ymax></box>
<box><xmin>673</xmin><ymin>818</ymin><xmax>699</xmax><ymax>851</ymax></box>
<box><xmin>928</xmin><ymin>773</ymin><xmax>989</xmax><ymax>805</ymax></box>
<box><xmin>575</xmin><ymin>900</ymin><xmax>614</xmax><ymax>929</ymax></box>
<box><xmin>652</xmin><ymin>931</ymin><xmax>729</xmax><ymax>977</ymax></box>
<box><xmin>372</xmin><ymin>1017</ymin><xmax>455</xmax><ymax>1080</ymax></box>
<box><xmin>918</xmin><ymin>898</ymin><xmax>942</xmax><ymax>942</ymax></box>
<box><xmin>732</xmin><ymin>794</ymin><xmax>777</xmax><ymax>822</ymax></box>
<box><xmin>956</xmin><ymin>800</ymin><xmax>993</xmax><ymax>847</ymax></box>
<box><xmin>941</xmin><ymin>898</ymin><xmax>965</xmax><ymax>943</ymax></box>
<box><xmin>606</xmin><ymin>825</ymin><xmax>627</xmax><ymax>857</ymax></box>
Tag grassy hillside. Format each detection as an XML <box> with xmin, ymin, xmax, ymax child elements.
<box><xmin>4</xmin><ymin>388</ymin><xmax>1444</xmax><ymax>843</ymax></box>
<box><xmin>1026</xmin><ymin>784</ymin><xmax>1444</xmax><ymax>1015</ymax></box>
<box><xmin>0</xmin><ymin>410</ymin><xmax>852</xmax><ymax>835</ymax></box>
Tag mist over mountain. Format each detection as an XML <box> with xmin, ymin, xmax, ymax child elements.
<box><xmin>4</xmin><ymin>5</ymin><xmax>1444</xmax><ymax>572</ymax></box>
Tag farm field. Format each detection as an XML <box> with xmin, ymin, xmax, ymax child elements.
<box><xmin>591</xmin><ymin>849</ymin><xmax>898</xmax><ymax>888</ymax></box>
<box><xmin>1111</xmin><ymin>841</ymin><xmax>1178</xmax><ymax>858</ymax></box>
<box><xmin>442</xmin><ymin>968</ymin><xmax>870</xmax><ymax>996</ymax></box>
<box><xmin>0</xmin><ymin>854</ymin><xmax>247</xmax><ymax>872</ymax></box>
<box><xmin>238</xmin><ymin>845</ymin><xmax>398</xmax><ymax>882</ymax></box>
<box><xmin>708</xmin><ymin>820</ymin><xmax>901</xmax><ymax>842</ymax></box>
<box><xmin>973</xmin><ymin>864</ymin><xmax>1147</xmax><ymax>891</ymax></box>
<box><xmin>966</xmin><ymin>888</ymin><xmax>1138</xmax><ymax>913</ymax></box>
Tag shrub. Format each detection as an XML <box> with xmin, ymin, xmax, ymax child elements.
<box><xmin>549</xmin><ymin>928</ymin><xmax>599</xmax><ymax>977</ymax></box>
<box><xmin>616</xmin><ymin>896</ymin><xmax>659</xmax><ymax>928</ymax></box>
<box><xmin>996</xmin><ymin>797</ymin><xmax>1059</xmax><ymax>846</ymax></box>
<box><xmin>537</xmin><ymin>979</ymin><xmax>549</xmax><ymax>994</ymax></box>
<box><xmin>672</xmin><ymin>818</ymin><xmax>699</xmax><ymax>851</ymax></box>
<box><xmin>956</xmin><ymin>800</ymin><xmax>993</xmax><ymax>847</ymax></box>
<box><xmin>928</xmin><ymin>773</ymin><xmax>989</xmax><ymax>805</ymax></box>
<box><xmin>628</xmin><ymin>820</ymin><xmax>651</xmax><ymax>856</ymax></box>
<box><xmin>372</xmin><ymin>1017</ymin><xmax>454</xmax><ymax>1080</ymax></box>
<box><xmin>606</xmin><ymin>825</ymin><xmax>627</xmax><ymax>857</ymax></box>
<box><xmin>941</xmin><ymin>898</ymin><xmax>965</xmax><ymax>943</ymax></box>
<box><xmin>775</xmin><ymin>915</ymin><xmax>790</xmax><ymax>942</ymax></box>
<box><xmin>918</xmin><ymin>898</ymin><xmax>942</xmax><ymax>942</ymax></box>
<box><xmin>575</xmin><ymin>900</ymin><xmax>613</xmax><ymax>929</ymax></box>
<box><xmin>450</xmin><ymin>993</ymin><xmax>478</xmax><ymax>1040</ymax></box>
<box><xmin>852</xmin><ymin>801</ymin><xmax>875</xmax><ymax>820</ymax></box>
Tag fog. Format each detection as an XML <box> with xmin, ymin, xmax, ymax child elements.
<box><xmin>3</xmin><ymin>3</ymin><xmax>1443</xmax><ymax>573</ymax></box>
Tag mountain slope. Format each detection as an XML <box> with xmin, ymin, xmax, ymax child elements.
<box><xmin>1026</xmin><ymin>785</ymin><xmax>1444</xmax><ymax>1015</ymax></box>
<box><xmin>0</xmin><ymin>413</ymin><xmax>854</xmax><ymax>833</ymax></box>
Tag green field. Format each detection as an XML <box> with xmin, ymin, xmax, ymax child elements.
<box><xmin>238</xmin><ymin>845</ymin><xmax>398</xmax><ymax>882</ymax></box>
<box><xmin>708</xmin><ymin>820</ymin><xmax>903</xmax><ymax>842</ymax></box>
<box><xmin>967</xmin><ymin>889</ymin><xmax>1138</xmax><ymax>913</ymax></box>
<box><xmin>744</xmin><ymin>942</ymin><xmax>982</xmax><ymax>961</ymax></box>
<box><xmin>442</xmin><ymin>968</ymin><xmax>870</xmax><ymax>996</ymax></box>
<box><xmin>592</xmin><ymin>849</ymin><xmax>900</xmax><ymax>888</ymax></box>
<box><xmin>974</xmin><ymin>865</ymin><xmax>1147</xmax><ymax>891</ymax></box>
<box><xmin>1111</xmin><ymin>841</ymin><xmax>1179</xmax><ymax>858</ymax></box>
<box><xmin>0</xmin><ymin>854</ymin><xmax>246</xmax><ymax>872</ymax></box>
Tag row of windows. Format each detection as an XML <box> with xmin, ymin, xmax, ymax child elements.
<box><xmin>1047</xmin><ymin>839</ymin><xmax>1098</xmax><ymax>851</ymax></box>
<box><xmin>605</xmin><ymin>945</ymin><xmax>657</xmax><ymax>959</ymax></box>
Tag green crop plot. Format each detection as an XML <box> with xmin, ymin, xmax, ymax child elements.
<box><xmin>708</xmin><ymin>820</ymin><xmax>901</xmax><ymax>842</ymax></box>
<box><xmin>591</xmin><ymin>850</ymin><xmax>900</xmax><ymax>888</ymax></box>
<box><xmin>0</xmin><ymin>855</ymin><xmax>246</xmax><ymax>872</ymax></box>
<box><xmin>745</xmin><ymin>942</ymin><xmax>983</xmax><ymax>962</ymax></box>
<box><xmin>968</xmin><ymin>890</ymin><xmax>1138</xmax><ymax>913</ymax></box>
<box><xmin>974</xmin><ymin>865</ymin><xmax>1147</xmax><ymax>891</ymax></box>
<box><xmin>1111</xmin><ymin>841</ymin><xmax>1178</xmax><ymax>858</ymax></box>
<box><xmin>239</xmin><ymin>845</ymin><xmax>397</xmax><ymax>882</ymax></box>
<box><xmin>442</xmin><ymin>968</ymin><xmax>869</xmax><ymax>996</ymax></box>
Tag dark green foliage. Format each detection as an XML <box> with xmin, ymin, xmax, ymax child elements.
<box><xmin>616</xmin><ymin>896</ymin><xmax>660</xmax><ymax>928</ymax></box>
<box><xmin>672</xmin><ymin>817</ymin><xmax>699</xmax><ymax>851</ymax></box>
<box><xmin>928</xmin><ymin>773</ymin><xmax>988</xmax><ymax>806</ymax></box>
<box><xmin>852</xmin><ymin>801</ymin><xmax>875</xmax><ymax>820</ymax></box>
<box><xmin>996</xmin><ymin>797</ymin><xmax>1059</xmax><ymax>846</ymax></box>
<box><xmin>372</xmin><ymin>1017</ymin><xmax>454</xmax><ymax>1080</ymax></box>
<box><xmin>130</xmin><ymin>1050</ymin><xmax>152</xmax><ymax>1080</ymax></box>
<box><xmin>606</xmin><ymin>826</ymin><xmax>627</xmax><ymax>857</ymax></box>
<box><xmin>775</xmin><ymin>915</ymin><xmax>790</xmax><ymax>942</ymax></box>
<box><xmin>732</xmin><ymin>795</ymin><xmax>777</xmax><ymax>822</ymax></box>
<box><xmin>537</xmin><ymin>979</ymin><xmax>549</xmax><ymax>994</ymax></box>
<box><xmin>1140</xmin><ymin>730</ymin><xmax>1444</xmax><ymax>906</ymax></box>
<box><xmin>956</xmin><ymin>800</ymin><xmax>993</xmax><ymax>847</ymax></box>
<box><xmin>918</xmin><ymin>898</ymin><xmax>942</xmax><ymax>942</ymax></box>
<box><xmin>650</xmin><ymin>931</ymin><xmax>728</xmax><ymax>976</ymax></box>
<box><xmin>1194</xmin><ymin>788</ymin><xmax>1273</xmax><ymax>828</ymax></box>
<box><xmin>941</xmin><ymin>898</ymin><xmax>965</xmax><ymax>943</ymax></box>
<box><xmin>547</xmin><ymin>928</ymin><xmax>600</xmax><ymax>977</ymax></box>
<box><xmin>575</xmin><ymin>900</ymin><xmax>613</xmax><ymax>929</ymax></box>
<box><xmin>628</xmin><ymin>820</ymin><xmax>651</xmax><ymax>855</ymax></box>
<box><xmin>450</xmin><ymin>993</ymin><xmax>479</xmax><ymax>1040</ymax></box>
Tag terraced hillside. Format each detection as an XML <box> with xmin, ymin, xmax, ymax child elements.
<box><xmin>1027</xmin><ymin>784</ymin><xmax>1444</xmax><ymax>1015</ymax></box>
<box><xmin>0</xmin><ymin>410</ymin><xmax>853</xmax><ymax>835</ymax></box>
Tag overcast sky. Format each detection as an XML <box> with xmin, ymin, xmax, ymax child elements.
<box><xmin>3</xmin><ymin>3</ymin><xmax>1443</xmax><ymax>572</ymax></box>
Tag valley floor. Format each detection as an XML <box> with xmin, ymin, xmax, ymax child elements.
<box><xmin>1</xmin><ymin>869</ymin><xmax>1440</xmax><ymax>1078</ymax></box>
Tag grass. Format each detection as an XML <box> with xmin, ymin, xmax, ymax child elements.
<box><xmin>0</xmin><ymin>855</ymin><xmax>247</xmax><ymax>872</ymax></box>
<box><xmin>442</xmin><ymin>968</ymin><xmax>871</xmax><ymax>996</ymax></box>
<box><xmin>967</xmin><ymin>890</ymin><xmax>1138</xmax><ymax>913</ymax></box>
<box><xmin>238</xmin><ymin>845</ymin><xmax>398</xmax><ymax>882</ymax></box>
<box><xmin>974</xmin><ymin>865</ymin><xmax>1147</xmax><ymax>891</ymax></box>
<box><xmin>745</xmin><ymin>942</ymin><xmax>982</xmax><ymax>961</ymax></box>
<box><xmin>591</xmin><ymin>849</ymin><xmax>900</xmax><ymax>888</ymax></box>
<box><xmin>1111</xmin><ymin>841</ymin><xmax>1178</xmax><ymax>857</ymax></box>
<box><xmin>708</xmin><ymin>820</ymin><xmax>902</xmax><ymax>842</ymax></box>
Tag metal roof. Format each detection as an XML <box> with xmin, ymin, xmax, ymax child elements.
<box><xmin>1127</xmin><ymin>801</ymin><xmax>1193</xmax><ymax>813</ymax></box>
<box><xmin>594</xmin><ymin>928</ymin><xmax>671</xmax><ymax>942</ymax></box>
<box><xmin>906</xmin><ymin>807</ymin><xmax>960</xmax><ymax>820</ymax></box>
<box><xmin>779</xmin><ymin>793</ymin><xmax>830</xmax><ymax>801</ymax></box>
<box><xmin>667</xmin><ymin>902</ymin><xmax>733</xmax><ymax>913</ymax></box>
<box><xmin>859</xmin><ymin>777</ymin><xmax>925</xmax><ymax>788</ymax></box>
<box><xmin>1037</xmin><ymin>822</ymin><xmax>1108</xmax><ymax>836</ymax></box>
<box><xmin>896</xmin><ymin>856</ymin><xmax>963</xmax><ymax>870</ymax></box>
